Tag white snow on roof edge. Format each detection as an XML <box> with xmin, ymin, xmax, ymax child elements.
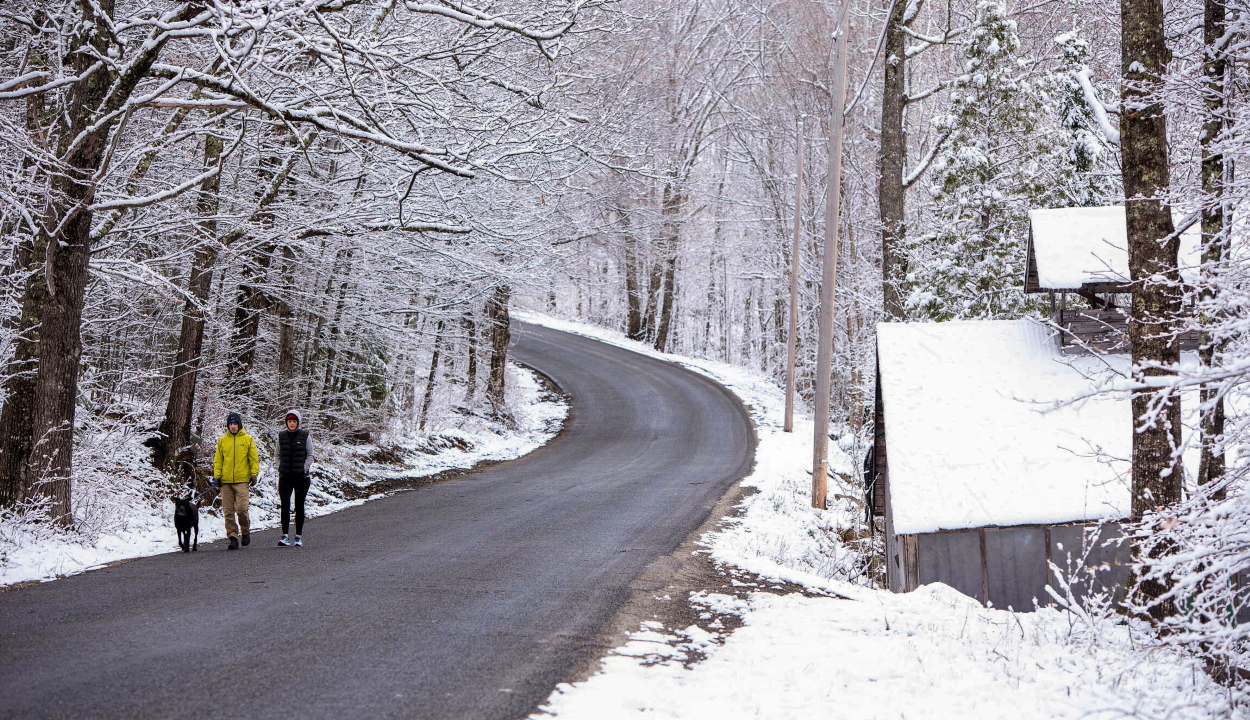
<box><xmin>1029</xmin><ymin>206</ymin><xmax>1200</xmax><ymax>289</ymax></box>
<box><xmin>877</xmin><ymin>320</ymin><xmax>1131</xmax><ymax>534</ymax></box>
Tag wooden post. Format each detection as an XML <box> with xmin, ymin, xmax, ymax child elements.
<box><xmin>784</xmin><ymin>118</ymin><xmax>804</xmax><ymax>433</ymax></box>
<box><xmin>812</xmin><ymin>3</ymin><xmax>850</xmax><ymax>510</ymax></box>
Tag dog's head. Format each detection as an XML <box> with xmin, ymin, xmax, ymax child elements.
<box><xmin>171</xmin><ymin>496</ymin><xmax>197</xmax><ymax>516</ymax></box>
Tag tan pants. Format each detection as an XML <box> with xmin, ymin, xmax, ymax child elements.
<box><xmin>220</xmin><ymin>482</ymin><xmax>250</xmax><ymax>538</ymax></box>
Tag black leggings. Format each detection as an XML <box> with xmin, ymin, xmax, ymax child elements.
<box><xmin>279</xmin><ymin>474</ymin><xmax>311</xmax><ymax>535</ymax></box>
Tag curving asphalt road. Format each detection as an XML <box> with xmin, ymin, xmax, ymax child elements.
<box><xmin>0</xmin><ymin>322</ymin><xmax>755</xmax><ymax>720</ymax></box>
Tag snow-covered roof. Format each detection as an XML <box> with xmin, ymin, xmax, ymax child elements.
<box><xmin>877</xmin><ymin>320</ymin><xmax>1131</xmax><ymax>534</ymax></box>
<box><xmin>1029</xmin><ymin>206</ymin><xmax>1200</xmax><ymax>289</ymax></box>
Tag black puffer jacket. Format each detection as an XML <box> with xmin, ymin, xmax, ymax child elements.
<box><xmin>277</xmin><ymin>410</ymin><xmax>314</xmax><ymax>477</ymax></box>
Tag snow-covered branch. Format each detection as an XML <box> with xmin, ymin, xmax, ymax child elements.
<box><xmin>1074</xmin><ymin>67</ymin><xmax>1120</xmax><ymax>147</ymax></box>
<box><xmin>0</xmin><ymin>62</ymin><xmax>104</xmax><ymax>100</ymax></box>
<box><xmin>404</xmin><ymin>1</ymin><xmax>576</xmax><ymax>41</ymax></box>
<box><xmin>902</xmin><ymin>130</ymin><xmax>951</xmax><ymax>188</ymax></box>
<box><xmin>88</xmin><ymin>164</ymin><xmax>221</xmax><ymax>212</ymax></box>
<box><xmin>149</xmin><ymin>65</ymin><xmax>475</xmax><ymax>177</ymax></box>
<box><xmin>905</xmin><ymin>27</ymin><xmax>964</xmax><ymax>58</ymax></box>
<box><xmin>363</xmin><ymin>221</ymin><xmax>472</xmax><ymax>234</ymax></box>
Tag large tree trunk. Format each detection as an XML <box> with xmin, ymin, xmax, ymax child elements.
<box><xmin>642</xmin><ymin>243</ymin><xmax>663</xmax><ymax>342</ymax></box>
<box><xmin>654</xmin><ymin>251</ymin><xmax>678</xmax><ymax>352</ymax></box>
<box><xmin>878</xmin><ymin>0</ymin><xmax>909</xmax><ymax>321</ymax></box>
<box><xmin>486</xmin><ymin>285</ymin><xmax>511</xmax><ymax>413</ymax></box>
<box><xmin>1121</xmin><ymin>0</ymin><xmax>1182</xmax><ymax>620</ymax></box>
<box><xmin>0</xmin><ymin>48</ymin><xmax>47</xmax><ymax>507</ymax></box>
<box><xmin>152</xmin><ymin>132</ymin><xmax>224</xmax><ymax>477</ymax></box>
<box><xmin>1196</xmin><ymin>0</ymin><xmax>1228</xmax><ymax>499</ymax></box>
<box><xmin>654</xmin><ymin>182</ymin><xmax>683</xmax><ymax>352</ymax></box>
<box><xmin>0</xmin><ymin>231</ymin><xmax>42</xmax><ymax>509</ymax></box>
<box><xmin>3</xmin><ymin>2</ymin><xmax>190</xmax><ymax>519</ymax></box>
<box><xmin>25</xmin><ymin>1</ymin><xmax>141</xmax><ymax>521</ymax></box>
<box><xmin>621</xmin><ymin>210</ymin><xmax>645</xmax><ymax>341</ymax></box>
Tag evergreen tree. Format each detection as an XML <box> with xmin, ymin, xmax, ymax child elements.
<box><xmin>906</xmin><ymin>1</ymin><xmax>1048</xmax><ymax>321</ymax></box>
<box><xmin>1046</xmin><ymin>30</ymin><xmax>1117</xmax><ymax>208</ymax></box>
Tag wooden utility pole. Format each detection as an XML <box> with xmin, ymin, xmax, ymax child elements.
<box><xmin>813</xmin><ymin>4</ymin><xmax>849</xmax><ymax>509</ymax></box>
<box><xmin>784</xmin><ymin>118</ymin><xmax>804</xmax><ymax>433</ymax></box>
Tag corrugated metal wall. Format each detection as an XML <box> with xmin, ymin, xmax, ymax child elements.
<box><xmin>910</xmin><ymin>523</ymin><xmax>1130</xmax><ymax>611</ymax></box>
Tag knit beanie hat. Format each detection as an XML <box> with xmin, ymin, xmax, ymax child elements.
<box><xmin>226</xmin><ymin>412</ymin><xmax>243</xmax><ymax>429</ymax></box>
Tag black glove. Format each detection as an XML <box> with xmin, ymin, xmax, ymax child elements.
<box><xmin>211</xmin><ymin>479</ymin><xmax>222</xmax><ymax>488</ymax></box>
<box><xmin>249</xmin><ymin>475</ymin><xmax>257</xmax><ymax>484</ymax></box>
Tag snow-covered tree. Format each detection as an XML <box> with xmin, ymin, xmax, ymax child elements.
<box><xmin>0</xmin><ymin>0</ymin><xmax>612</xmax><ymax>515</ymax></box>
<box><xmin>905</xmin><ymin>1</ymin><xmax>1048</xmax><ymax>321</ymax></box>
<box><xmin>1045</xmin><ymin>30</ymin><xmax>1118</xmax><ymax>208</ymax></box>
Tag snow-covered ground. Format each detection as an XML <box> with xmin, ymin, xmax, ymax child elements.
<box><xmin>519</xmin><ymin>312</ymin><xmax>1246</xmax><ymax>720</ymax></box>
<box><xmin>0</xmin><ymin>363</ymin><xmax>567</xmax><ymax>587</ymax></box>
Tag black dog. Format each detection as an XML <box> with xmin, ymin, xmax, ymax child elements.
<box><xmin>172</xmin><ymin>495</ymin><xmax>199</xmax><ymax>552</ymax></box>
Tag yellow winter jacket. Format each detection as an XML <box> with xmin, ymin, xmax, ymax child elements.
<box><xmin>214</xmin><ymin>429</ymin><xmax>260</xmax><ymax>484</ymax></box>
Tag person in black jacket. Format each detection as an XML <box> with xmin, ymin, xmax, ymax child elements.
<box><xmin>276</xmin><ymin>410</ymin><xmax>315</xmax><ymax>547</ymax></box>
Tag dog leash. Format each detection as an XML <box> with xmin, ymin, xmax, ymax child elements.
<box><xmin>188</xmin><ymin>485</ymin><xmax>217</xmax><ymax>504</ymax></box>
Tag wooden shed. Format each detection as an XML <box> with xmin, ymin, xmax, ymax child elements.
<box><xmin>1025</xmin><ymin>206</ymin><xmax>1200</xmax><ymax>355</ymax></box>
<box><xmin>869</xmin><ymin>320</ymin><xmax>1134</xmax><ymax>610</ymax></box>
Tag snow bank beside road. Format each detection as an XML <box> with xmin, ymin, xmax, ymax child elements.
<box><xmin>0</xmin><ymin>363</ymin><xmax>566</xmax><ymax>588</ymax></box>
<box><xmin>543</xmin><ymin>584</ymin><xmax>1237</xmax><ymax>720</ymax></box>
<box><xmin>520</xmin><ymin>313</ymin><xmax>1244</xmax><ymax>720</ymax></box>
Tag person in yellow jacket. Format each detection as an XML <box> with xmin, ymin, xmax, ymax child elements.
<box><xmin>212</xmin><ymin>412</ymin><xmax>260</xmax><ymax>550</ymax></box>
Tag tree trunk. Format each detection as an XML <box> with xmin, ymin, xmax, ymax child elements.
<box><xmin>1121</xmin><ymin>0</ymin><xmax>1182</xmax><ymax>620</ymax></box>
<box><xmin>25</xmin><ymin>0</ymin><xmax>174</xmax><ymax>522</ymax></box>
<box><xmin>655</xmin><ymin>253</ymin><xmax>679</xmax><ymax>352</ymax></box>
<box><xmin>622</xmin><ymin>211</ymin><xmax>645</xmax><ymax>341</ymax></box>
<box><xmin>317</xmin><ymin>253</ymin><xmax>355</xmax><ymax>417</ymax></box>
<box><xmin>462</xmin><ymin>311</ymin><xmax>478</xmax><ymax>401</ymax></box>
<box><xmin>878</xmin><ymin>0</ymin><xmax>909</xmax><ymax>321</ymax></box>
<box><xmin>226</xmin><ymin>130</ymin><xmax>315</xmax><ymax>406</ymax></box>
<box><xmin>418</xmin><ymin>321</ymin><xmax>445</xmax><ymax>431</ymax></box>
<box><xmin>654</xmin><ymin>182</ymin><xmax>683</xmax><ymax>352</ymax></box>
<box><xmin>704</xmin><ymin>249</ymin><xmax>718</xmax><ymax>354</ymax></box>
<box><xmin>1196</xmin><ymin>0</ymin><xmax>1227</xmax><ymax>500</ymax></box>
<box><xmin>0</xmin><ymin>236</ymin><xmax>42</xmax><ymax>509</ymax></box>
<box><xmin>0</xmin><ymin>41</ymin><xmax>48</xmax><ymax>506</ymax></box>
<box><xmin>486</xmin><ymin>285</ymin><xmax>511</xmax><ymax>413</ymax></box>
<box><xmin>276</xmin><ymin>245</ymin><xmax>298</xmax><ymax>410</ymax></box>
<box><xmin>228</xmin><ymin>244</ymin><xmax>275</xmax><ymax>400</ymax></box>
<box><xmin>643</xmin><ymin>243</ymin><xmax>663</xmax><ymax>343</ymax></box>
<box><xmin>847</xmin><ymin>224</ymin><xmax>864</xmax><ymax>435</ymax></box>
<box><xmin>152</xmin><ymin>131</ymin><xmax>224</xmax><ymax>477</ymax></box>
<box><xmin>2</xmin><ymin>1</ymin><xmax>192</xmax><ymax>515</ymax></box>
